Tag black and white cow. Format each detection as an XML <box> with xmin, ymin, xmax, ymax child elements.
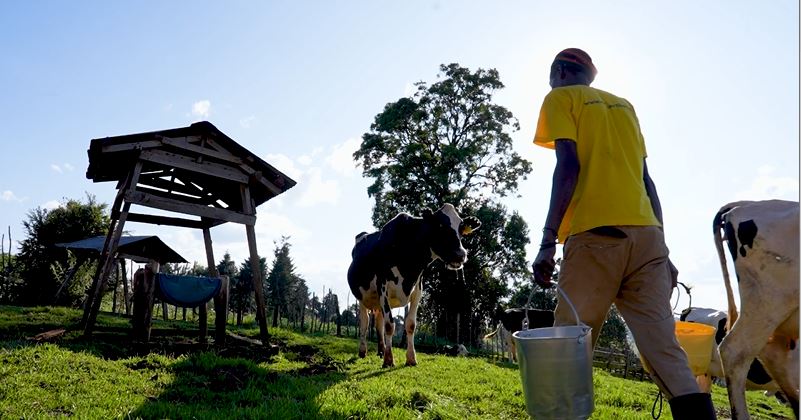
<box><xmin>679</xmin><ymin>307</ymin><xmax>782</xmax><ymax>395</ymax></box>
<box><xmin>347</xmin><ymin>204</ymin><xmax>481</xmax><ymax>368</ymax></box>
<box><xmin>714</xmin><ymin>200</ymin><xmax>799</xmax><ymax>419</ymax></box>
<box><xmin>484</xmin><ymin>308</ymin><xmax>554</xmax><ymax>363</ymax></box>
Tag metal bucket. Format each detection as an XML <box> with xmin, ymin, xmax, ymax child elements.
<box><xmin>513</xmin><ymin>286</ymin><xmax>594</xmax><ymax>419</ymax></box>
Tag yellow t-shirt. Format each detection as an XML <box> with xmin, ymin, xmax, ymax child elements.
<box><xmin>533</xmin><ymin>85</ymin><xmax>660</xmax><ymax>240</ymax></box>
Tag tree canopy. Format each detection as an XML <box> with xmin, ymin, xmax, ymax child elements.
<box><xmin>354</xmin><ymin>63</ymin><xmax>533</xmax><ymax>345</ymax></box>
<box><xmin>16</xmin><ymin>194</ymin><xmax>110</xmax><ymax>306</ymax></box>
<box><xmin>355</xmin><ymin>63</ymin><xmax>532</xmax><ymax>227</ymax></box>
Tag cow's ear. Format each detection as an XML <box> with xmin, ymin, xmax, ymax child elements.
<box><xmin>421</xmin><ymin>208</ymin><xmax>434</xmax><ymax>219</ymax></box>
<box><xmin>460</xmin><ymin>216</ymin><xmax>481</xmax><ymax>235</ymax></box>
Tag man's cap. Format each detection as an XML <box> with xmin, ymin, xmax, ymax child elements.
<box><xmin>553</xmin><ymin>48</ymin><xmax>597</xmax><ymax>81</ymax></box>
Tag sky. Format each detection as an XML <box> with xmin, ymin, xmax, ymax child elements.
<box><xmin>1</xmin><ymin>1</ymin><xmax>798</xmax><ymax>315</ymax></box>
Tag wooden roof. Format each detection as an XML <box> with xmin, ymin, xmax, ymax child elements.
<box><xmin>86</xmin><ymin>121</ymin><xmax>296</xmax><ymax>226</ymax></box>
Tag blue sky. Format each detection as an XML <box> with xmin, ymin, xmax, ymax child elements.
<box><xmin>1</xmin><ymin>1</ymin><xmax>798</xmax><ymax>313</ymax></box>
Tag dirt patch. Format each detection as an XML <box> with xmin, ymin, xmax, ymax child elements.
<box><xmin>280</xmin><ymin>343</ymin><xmax>348</xmax><ymax>376</ymax></box>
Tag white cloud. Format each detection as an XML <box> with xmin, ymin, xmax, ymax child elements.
<box><xmin>296</xmin><ymin>167</ymin><xmax>340</xmax><ymax>207</ymax></box>
<box><xmin>42</xmin><ymin>200</ymin><xmax>61</xmax><ymax>210</ymax></box>
<box><xmin>63</xmin><ymin>163</ymin><xmax>74</xmax><ymax>171</ymax></box>
<box><xmin>1</xmin><ymin>190</ymin><xmax>25</xmax><ymax>202</ymax></box>
<box><xmin>326</xmin><ymin>138</ymin><xmax>361</xmax><ymax>177</ymax></box>
<box><xmin>191</xmin><ymin>100</ymin><xmax>211</xmax><ymax>119</ymax></box>
<box><xmin>240</xmin><ymin>116</ymin><xmax>256</xmax><ymax>128</ymax></box>
<box><xmin>297</xmin><ymin>155</ymin><xmax>313</xmax><ymax>166</ymax></box>
<box><xmin>264</xmin><ymin>153</ymin><xmax>304</xmax><ymax>181</ymax></box>
<box><xmin>255</xmin><ymin>211</ymin><xmax>312</xmax><ymax>242</ymax></box>
<box><xmin>51</xmin><ymin>164</ymin><xmax>63</xmax><ymax>173</ymax></box>
<box><xmin>734</xmin><ymin>165</ymin><xmax>799</xmax><ymax>201</ymax></box>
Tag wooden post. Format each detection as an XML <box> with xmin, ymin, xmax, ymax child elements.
<box><xmin>200</xmin><ymin>227</ymin><xmax>219</xmax><ymax>344</ymax></box>
<box><xmin>122</xmin><ymin>259</ymin><xmax>130</xmax><ymax>315</ymax></box>
<box><xmin>111</xmin><ymin>260</ymin><xmax>119</xmax><ymax>314</ymax></box>
<box><xmin>83</xmin><ymin>160</ymin><xmax>142</xmax><ymax>335</ymax></box>
<box><xmin>241</xmin><ymin>184</ymin><xmax>269</xmax><ymax>344</ymax></box>
<box><xmin>131</xmin><ymin>262</ymin><xmax>158</xmax><ymax>341</ymax></box>
<box><xmin>204</xmin><ymin>223</ymin><xmax>229</xmax><ymax>344</ymax></box>
<box><xmin>456</xmin><ymin>313</ymin><xmax>461</xmax><ymax>344</ymax></box>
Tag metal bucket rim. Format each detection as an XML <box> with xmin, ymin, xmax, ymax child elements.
<box><xmin>513</xmin><ymin>325</ymin><xmax>591</xmax><ymax>341</ymax></box>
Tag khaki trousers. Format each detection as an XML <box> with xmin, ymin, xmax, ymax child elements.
<box><xmin>554</xmin><ymin>225</ymin><xmax>699</xmax><ymax>398</ymax></box>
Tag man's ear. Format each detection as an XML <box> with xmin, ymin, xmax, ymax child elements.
<box><xmin>460</xmin><ymin>216</ymin><xmax>481</xmax><ymax>235</ymax></box>
<box><xmin>421</xmin><ymin>208</ymin><xmax>434</xmax><ymax>219</ymax></box>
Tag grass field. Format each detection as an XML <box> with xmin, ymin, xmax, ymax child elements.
<box><xmin>0</xmin><ymin>305</ymin><xmax>793</xmax><ymax>419</ymax></box>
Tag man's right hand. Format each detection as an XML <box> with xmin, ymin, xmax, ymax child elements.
<box><xmin>532</xmin><ymin>246</ymin><xmax>557</xmax><ymax>288</ymax></box>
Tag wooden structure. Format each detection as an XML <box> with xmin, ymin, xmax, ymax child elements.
<box><xmin>80</xmin><ymin>121</ymin><xmax>296</xmax><ymax>345</ymax></box>
<box><xmin>56</xmin><ymin>235</ymin><xmax>187</xmax><ymax>311</ymax></box>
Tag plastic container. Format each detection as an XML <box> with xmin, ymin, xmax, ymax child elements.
<box><xmin>674</xmin><ymin>320</ymin><xmax>716</xmax><ymax>376</ymax></box>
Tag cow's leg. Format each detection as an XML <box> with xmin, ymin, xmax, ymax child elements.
<box><xmin>696</xmin><ymin>374</ymin><xmax>713</xmax><ymax>394</ymax></box>
<box><xmin>505</xmin><ymin>329</ymin><xmax>516</xmax><ymax>363</ymax></box>
<box><xmin>378</xmin><ymin>285</ymin><xmax>395</xmax><ymax>368</ymax></box>
<box><xmin>358</xmin><ymin>303</ymin><xmax>369</xmax><ymax>358</ymax></box>
<box><xmin>720</xmin><ymin>292</ymin><xmax>795</xmax><ymax>420</ymax></box>
<box><xmin>374</xmin><ymin>309</ymin><xmax>386</xmax><ymax>358</ymax></box>
<box><xmin>404</xmin><ymin>281</ymin><xmax>422</xmax><ymax>366</ymax></box>
<box><xmin>758</xmin><ymin>336</ymin><xmax>800</xmax><ymax>417</ymax></box>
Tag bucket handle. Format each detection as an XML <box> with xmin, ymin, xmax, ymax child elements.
<box><xmin>522</xmin><ymin>283</ymin><xmax>582</xmax><ymax>332</ymax></box>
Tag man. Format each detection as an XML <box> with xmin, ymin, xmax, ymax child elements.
<box><xmin>531</xmin><ymin>48</ymin><xmax>715</xmax><ymax>419</ymax></box>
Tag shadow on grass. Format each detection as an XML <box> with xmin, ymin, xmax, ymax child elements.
<box><xmin>126</xmin><ymin>344</ymin><xmax>353</xmax><ymax>419</ymax></box>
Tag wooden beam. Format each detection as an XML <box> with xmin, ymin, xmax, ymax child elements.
<box><xmin>125</xmin><ymin>212</ymin><xmax>207</xmax><ymax>229</ymax></box>
<box><xmin>159</xmin><ymin>136</ymin><xmax>243</xmax><ymax>165</ymax></box>
<box><xmin>101</xmin><ymin>140</ymin><xmax>163</xmax><ymax>153</ymax></box>
<box><xmin>135</xmin><ymin>177</ymin><xmax>211</xmax><ymax>201</ymax></box>
<box><xmin>84</xmin><ymin>161</ymin><xmax>143</xmax><ymax>336</ymax></box>
<box><xmin>238</xmin><ymin>164</ymin><xmax>282</xmax><ymax>196</ymax></box>
<box><xmin>82</xmin><ymin>159</ymin><xmax>141</xmax><ymax>330</ymax></box>
<box><xmin>125</xmin><ymin>190</ymin><xmax>254</xmax><ymax>225</ymax></box>
<box><xmin>134</xmin><ymin>185</ymin><xmax>207</xmax><ymax>206</ymax></box>
<box><xmin>139</xmin><ymin>149</ymin><xmax>248</xmax><ymax>183</ymax></box>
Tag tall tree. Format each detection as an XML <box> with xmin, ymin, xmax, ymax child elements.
<box><xmin>354</xmin><ymin>63</ymin><xmax>533</xmax><ymax>345</ymax></box>
<box><xmin>233</xmin><ymin>256</ymin><xmax>265</xmax><ymax>325</ymax></box>
<box><xmin>216</xmin><ymin>252</ymin><xmax>238</xmax><ymax>280</ymax></box>
<box><xmin>266</xmin><ymin>237</ymin><xmax>300</xmax><ymax>328</ymax></box>
<box><xmin>17</xmin><ymin>194</ymin><xmax>110</xmax><ymax>306</ymax></box>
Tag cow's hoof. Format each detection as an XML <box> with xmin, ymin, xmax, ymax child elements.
<box><xmin>405</xmin><ymin>360</ymin><xmax>417</xmax><ymax>367</ymax></box>
<box><xmin>358</xmin><ymin>350</ymin><xmax>366</xmax><ymax>358</ymax></box>
<box><xmin>382</xmin><ymin>361</ymin><xmax>395</xmax><ymax>368</ymax></box>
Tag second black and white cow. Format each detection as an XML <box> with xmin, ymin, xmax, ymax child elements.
<box><xmin>714</xmin><ymin>200</ymin><xmax>799</xmax><ymax>419</ymax></box>
<box><xmin>484</xmin><ymin>308</ymin><xmax>554</xmax><ymax>363</ymax></box>
<box><xmin>347</xmin><ymin>204</ymin><xmax>481</xmax><ymax>367</ymax></box>
<box><xmin>679</xmin><ymin>307</ymin><xmax>782</xmax><ymax>395</ymax></box>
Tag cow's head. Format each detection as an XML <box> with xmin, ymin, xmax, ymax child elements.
<box><xmin>422</xmin><ymin>203</ymin><xmax>481</xmax><ymax>270</ymax></box>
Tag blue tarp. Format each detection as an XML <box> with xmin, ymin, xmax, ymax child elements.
<box><xmin>157</xmin><ymin>273</ymin><xmax>221</xmax><ymax>307</ymax></box>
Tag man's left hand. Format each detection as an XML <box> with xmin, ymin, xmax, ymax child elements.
<box><xmin>533</xmin><ymin>246</ymin><xmax>557</xmax><ymax>288</ymax></box>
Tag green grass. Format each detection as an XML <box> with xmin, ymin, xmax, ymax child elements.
<box><xmin>0</xmin><ymin>306</ymin><xmax>793</xmax><ymax>419</ymax></box>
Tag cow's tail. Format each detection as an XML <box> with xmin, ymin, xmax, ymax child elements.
<box><xmin>714</xmin><ymin>206</ymin><xmax>740</xmax><ymax>329</ymax></box>
<box><xmin>483</xmin><ymin>323</ymin><xmax>500</xmax><ymax>340</ymax></box>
